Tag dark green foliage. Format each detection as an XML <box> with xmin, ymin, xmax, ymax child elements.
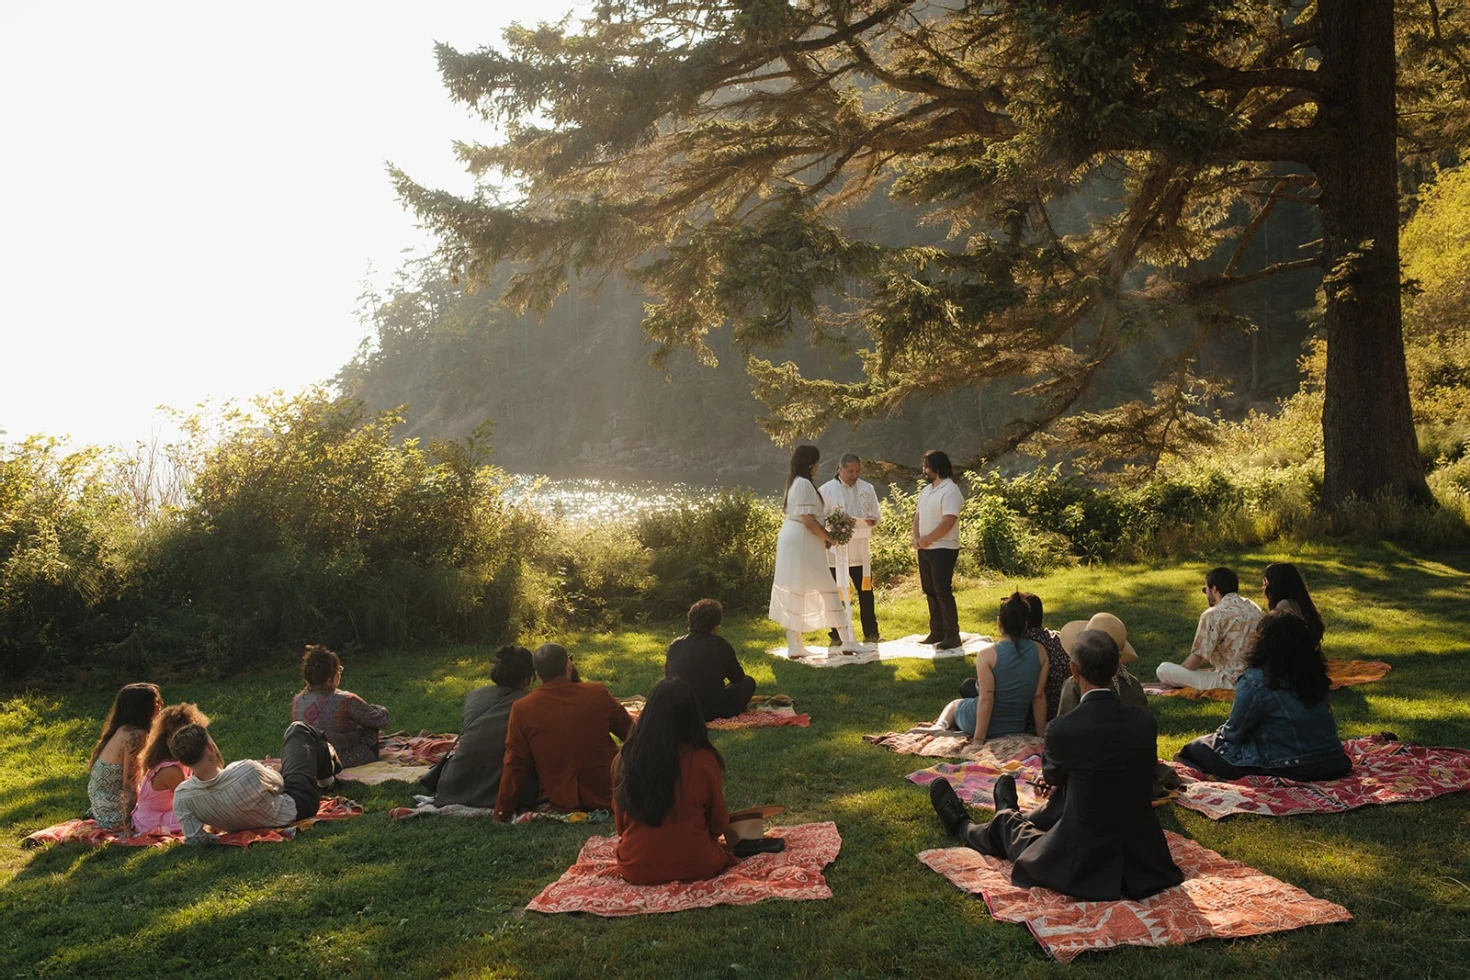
<box><xmin>635</xmin><ymin>492</ymin><xmax>780</xmax><ymax>617</ymax></box>
<box><xmin>0</xmin><ymin>440</ymin><xmax>136</xmax><ymax>678</ymax></box>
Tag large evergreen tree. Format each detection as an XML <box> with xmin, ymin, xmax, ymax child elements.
<box><xmin>395</xmin><ymin>0</ymin><xmax>1470</xmax><ymax>505</ymax></box>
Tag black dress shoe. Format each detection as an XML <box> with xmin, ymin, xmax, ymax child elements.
<box><xmin>936</xmin><ymin>635</ymin><xmax>964</xmax><ymax>651</ymax></box>
<box><xmin>828</xmin><ymin>629</ymin><xmax>843</xmax><ymax>645</ymax></box>
<box><xmin>992</xmin><ymin>773</ymin><xmax>1019</xmax><ymax>813</ymax></box>
<box><xmin>929</xmin><ymin>777</ymin><xmax>971</xmax><ymax>837</ymax></box>
<box><xmin>918</xmin><ymin>633</ymin><xmax>944</xmax><ymax>645</ymax></box>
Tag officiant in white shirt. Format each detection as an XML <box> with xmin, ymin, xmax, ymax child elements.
<box><xmin>820</xmin><ymin>454</ymin><xmax>882</xmax><ymax>644</ymax></box>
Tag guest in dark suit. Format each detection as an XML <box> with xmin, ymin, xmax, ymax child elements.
<box><xmin>929</xmin><ymin>628</ymin><xmax>1184</xmax><ymax>901</ymax></box>
<box><xmin>494</xmin><ymin>643</ymin><xmax>634</xmax><ymax>821</ymax></box>
<box><xmin>664</xmin><ymin>599</ymin><xmax>756</xmax><ymax>721</ymax></box>
<box><xmin>433</xmin><ymin>645</ymin><xmax>539</xmax><ymax>809</ymax></box>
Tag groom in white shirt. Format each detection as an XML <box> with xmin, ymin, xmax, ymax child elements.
<box><xmin>820</xmin><ymin>454</ymin><xmax>882</xmax><ymax>644</ymax></box>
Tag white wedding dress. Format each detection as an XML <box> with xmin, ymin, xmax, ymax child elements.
<box><xmin>769</xmin><ymin>478</ymin><xmax>847</xmax><ymax>632</ymax></box>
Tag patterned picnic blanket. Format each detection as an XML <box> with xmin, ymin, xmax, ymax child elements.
<box><xmin>526</xmin><ymin>821</ymin><xmax>841</xmax><ymax>916</ymax></box>
<box><xmin>619</xmin><ymin>693</ymin><xmax>811</xmax><ymax>729</ymax></box>
<box><xmin>862</xmin><ymin>730</ymin><xmax>1045</xmax><ymax>765</ymax></box>
<box><xmin>906</xmin><ymin>759</ymin><xmax>1048</xmax><ymax>811</ymax></box>
<box><xmin>767</xmin><ymin>633</ymin><xmax>992</xmax><ymax>667</ymax></box>
<box><xmin>1168</xmin><ymin>733</ymin><xmax>1470</xmax><ymax>819</ymax></box>
<box><xmin>388</xmin><ymin>798</ymin><xmax>611</xmax><ymax>824</ymax></box>
<box><xmin>1143</xmin><ymin>659</ymin><xmax>1392</xmax><ymax>700</ymax></box>
<box><xmin>21</xmin><ymin>796</ymin><xmax>364</xmax><ymax>849</ymax></box>
<box><xmin>378</xmin><ymin>731</ymin><xmax>458</xmax><ymax>765</ymax></box>
<box><xmin>919</xmin><ymin>831</ymin><xmax>1351</xmax><ymax>962</ymax></box>
<box><xmin>923</xmin><ymin>834</ymin><xmax>1346</xmax><ymax>963</ymax></box>
<box><xmin>333</xmin><ymin>731</ymin><xmax>461</xmax><ymax>783</ymax></box>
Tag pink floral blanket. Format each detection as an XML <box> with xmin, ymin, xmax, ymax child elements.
<box><xmin>1169</xmin><ymin>734</ymin><xmax>1470</xmax><ymax>819</ymax></box>
<box><xmin>526</xmin><ymin>821</ymin><xmax>841</xmax><ymax>916</ymax></box>
<box><xmin>919</xmin><ymin>831</ymin><xmax>1351</xmax><ymax>962</ymax></box>
<box><xmin>22</xmin><ymin>796</ymin><xmax>364</xmax><ymax>848</ymax></box>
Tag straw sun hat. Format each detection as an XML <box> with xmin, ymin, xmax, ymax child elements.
<box><xmin>1057</xmin><ymin>612</ymin><xmax>1138</xmax><ymax>665</ymax></box>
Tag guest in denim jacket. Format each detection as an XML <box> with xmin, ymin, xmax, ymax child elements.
<box><xmin>1177</xmin><ymin>610</ymin><xmax>1351</xmax><ymax>781</ymax></box>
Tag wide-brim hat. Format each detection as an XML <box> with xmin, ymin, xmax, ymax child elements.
<box><xmin>1059</xmin><ymin>612</ymin><xmax>1138</xmax><ymax>665</ymax></box>
<box><xmin>725</xmin><ymin>804</ymin><xmax>785</xmax><ymax>843</ymax></box>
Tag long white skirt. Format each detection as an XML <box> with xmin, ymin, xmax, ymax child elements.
<box><xmin>769</xmin><ymin>519</ymin><xmax>846</xmax><ymax>631</ymax></box>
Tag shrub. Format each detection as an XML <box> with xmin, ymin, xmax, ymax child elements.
<box><xmin>0</xmin><ymin>438</ymin><xmax>137</xmax><ymax>678</ymax></box>
<box><xmin>635</xmin><ymin>492</ymin><xmax>781</xmax><ymax>618</ymax></box>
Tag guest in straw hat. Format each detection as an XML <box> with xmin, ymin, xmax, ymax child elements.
<box><xmin>1056</xmin><ymin>612</ymin><xmax>1147</xmax><ymax>716</ymax></box>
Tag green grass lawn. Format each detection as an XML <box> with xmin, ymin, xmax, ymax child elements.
<box><xmin>3</xmin><ymin>541</ymin><xmax>1469</xmax><ymax>978</ymax></box>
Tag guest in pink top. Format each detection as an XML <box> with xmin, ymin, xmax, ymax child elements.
<box><xmin>290</xmin><ymin>646</ymin><xmax>390</xmax><ymax>769</ymax></box>
<box><xmin>132</xmin><ymin>702</ymin><xmax>211</xmax><ymax>835</ymax></box>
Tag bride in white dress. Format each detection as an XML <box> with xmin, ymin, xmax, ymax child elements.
<box><xmin>769</xmin><ymin>445</ymin><xmax>851</xmax><ymax>656</ymax></box>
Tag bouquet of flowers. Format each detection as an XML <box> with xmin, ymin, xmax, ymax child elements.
<box><xmin>824</xmin><ymin>507</ymin><xmax>856</xmax><ymax>546</ymax></box>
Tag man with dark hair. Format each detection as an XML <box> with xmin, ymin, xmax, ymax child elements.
<box><xmin>820</xmin><ymin>454</ymin><xmax>882</xmax><ymax>645</ymax></box>
<box><xmin>170</xmin><ymin>721</ymin><xmax>341</xmax><ymax>845</ymax></box>
<box><xmin>913</xmin><ymin>449</ymin><xmax>964</xmax><ymax>650</ymax></box>
<box><xmin>1155</xmin><ymin>566</ymin><xmax>1263</xmax><ymax>691</ymax></box>
<box><xmin>494</xmin><ymin>643</ymin><xmax>634</xmax><ymax>821</ymax></box>
<box><xmin>665</xmin><ymin>598</ymin><xmax>757</xmax><ymax>721</ymax></box>
<box><xmin>928</xmin><ymin>629</ymin><xmax>1184</xmax><ymax>901</ymax></box>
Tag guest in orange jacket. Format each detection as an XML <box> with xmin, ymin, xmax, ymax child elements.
<box><xmin>493</xmin><ymin>643</ymin><xmax>634</xmax><ymax>821</ymax></box>
<box><xmin>613</xmin><ymin>678</ymin><xmax>736</xmax><ymax>885</ymax></box>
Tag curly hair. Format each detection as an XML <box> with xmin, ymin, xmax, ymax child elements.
<box><xmin>300</xmin><ymin>645</ymin><xmax>342</xmax><ymax>689</ymax></box>
<box><xmin>1247</xmin><ymin>609</ymin><xmax>1331</xmax><ymax>706</ymax></box>
<box><xmin>141</xmin><ymin>703</ymin><xmax>212</xmax><ymax>771</ymax></box>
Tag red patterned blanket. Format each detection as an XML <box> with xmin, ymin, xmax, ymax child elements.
<box><xmin>526</xmin><ymin>821</ymin><xmax>841</xmax><ymax>916</ymax></box>
<box><xmin>21</xmin><ymin>796</ymin><xmax>364</xmax><ymax>848</ymax></box>
<box><xmin>1169</xmin><ymin>734</ymin><xmax>1470</xmax><ymax>819</ymax></box>
<box><xmin>919</xmin><ymin>831</ymin><xmax>1351</xmax><ymax>962</ymax></box>
<box><xmin>620</xmin><ymin>694</ymin><xmax>811</xmax><ymax>729</ymax></box>
<box><xmin>378</xmin><ymin>731</ymin><xmax>458</xmax><ymax>765</ymax></box>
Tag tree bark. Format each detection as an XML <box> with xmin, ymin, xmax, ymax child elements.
<box><xmin>1314</xmin><ymin>0</ymin><xmax>1432</xmax><ymax>506</ymax></box>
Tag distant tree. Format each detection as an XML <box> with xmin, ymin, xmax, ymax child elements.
<box><xmin>395</xmin><ymin>0</ymin><xmax>1470</xmax><ymax>505</ymax></box>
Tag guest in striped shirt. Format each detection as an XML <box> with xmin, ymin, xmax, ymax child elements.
<box><xmin>169</xmin><ymin>722</ymin><xmax>340</xmax><ymax>844</ymax></box>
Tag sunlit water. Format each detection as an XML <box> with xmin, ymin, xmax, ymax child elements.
<box><xmin>501</xmin><ymin>474</ymin><xmax>771</xmax><ymax>522</ymax></box>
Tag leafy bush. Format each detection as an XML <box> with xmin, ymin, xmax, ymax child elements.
<box><xmin>635</xmin><ymin>492</ymin><xmax>781</xmax><ymax>618</ymax></box>
<box><xmin>0</xmin><ymin>439</ymin><xmax>137</xmax><ymax>678</ymax></box>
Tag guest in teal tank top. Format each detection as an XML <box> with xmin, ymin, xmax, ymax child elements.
<box><xmin>929</xmin><ymin>593</ymin><xmax>1049</xmax><ymax>742</ymax></box>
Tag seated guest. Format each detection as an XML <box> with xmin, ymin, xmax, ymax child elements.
<box><xmin>1177</xmin><ymin>611</ymin><xmax>1351</xmax><ymax>781</ymax></box>
<box><xmin>132</xmin><ymin>702</ymin><xmax>211</xmax><ymax>835</ymax></box>
<box><xmin>88</xmin><ymin>683</ymin><xmax>163</xmax><ymax>832</ymax></box>
<box><xmin>929</xmin><ymin>629</ymin><xmax>1184</xmax><ymax>901</ymax></box>
<box><xmin>290</xmin><ymin>645</ymin><xmax>390</xmax><ymax>769</ymax></box>
<box><xmin>433</xmin><ymin>646</ymin><xmax>539</xmax><ymax>810</ymax></box>
<box><xmin>665</xmin><ymin>598</ymin><xmax>756</xmax><ymax>721</ymax></box>
<box><xmin>1262</xmin><ymin>562</ymin><xmax>1325</xmax><ymax>644</ymax></box>
<box><xmin>1156</xmin><ymin>567</ymin><xmax>1262</xmax><ymax>690</ymax></box>
<box><xmin>1056</xmin><ymin>612</ymin><xmax>1146</xmax><ymax>716</ymax></box>
<box><xmin>931</xmin><ymin>592</ymin><xmax>1048</xmax><ymax>743</ymax></box>
<box><xmin>494</xmin><ymin>643</ymin><xmax>634</xmax><ymax>821</ymax></box>
<box><xmin>170</xmin><ymin>721</ymin><xmax>341</xmax><ymax>844</ymax></box>
<box><xmin>1024</xmin><ymin>593</ymin><xmax>1069</xmax><ymax>724</ymax></box>
<box><xmin>613</xmin><ymin>678</ymin><xmax>737</xmax><ymax>885</ymax></box>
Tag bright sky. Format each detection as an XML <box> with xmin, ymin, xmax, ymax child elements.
<box><xmin>0</xmin><ymin>2</ymin><xmax>534</xmax><ymax>448</ymax></box>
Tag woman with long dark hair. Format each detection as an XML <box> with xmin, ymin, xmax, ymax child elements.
<box><xmin>1177</xmin><ymin>610</ymin><xmax>1350</xmax><ymax>780</ymax></box>
<box><xmin>929</xmin><ymin>592</ymin><xmax>1048</xmax><ymax>743</ymax></box>
<box><xmin>88</xmin><ymin>683</ymin><xmax>163</xmax><ymax>831</ymax></box>
<box><xmin>1262</xmin><ymin>562</ymin><xmax>1325</xmax><ymax>643</ymax></box>
<box><xmin>613</xmin><ymin>678</ymin><xmax>736</xmax><ymax>885</ymax></box>
<box><xmin>769</xmin><ymin>444</ymin><xmax>849</xmax><ymax>657</ymax></box>
<box><xmin>433</xmin><ymin>645</ymin><xmax>540</xmax><ymax>809</ymax></box>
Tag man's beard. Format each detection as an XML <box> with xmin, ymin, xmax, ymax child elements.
<box><xmin>569</xmin><ymin>665</ymin><xmax>582</xmax><ymax>683</ymax></box>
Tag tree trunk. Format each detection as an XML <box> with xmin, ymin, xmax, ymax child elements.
<box><xmin>1314</xmin><ymin>0</ymin><xmax>1431</xmax><ymax>507</ymax></box>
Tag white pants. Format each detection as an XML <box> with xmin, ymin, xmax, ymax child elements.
<box><xmin>1155</xmin><ymin>662</ymin><xmax>1231</xmax><ymax>690</ymax></box>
